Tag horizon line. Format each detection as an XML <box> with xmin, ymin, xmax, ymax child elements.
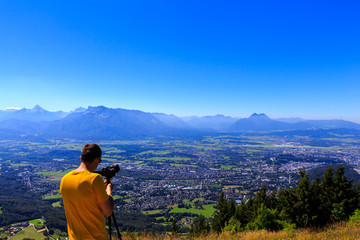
<box><xmin>2</xmin><ymin>105</ymin><xmax>360</xmax><ymax>124</ymax></box>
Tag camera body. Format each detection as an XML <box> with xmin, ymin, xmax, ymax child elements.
<box><xmin>96</xmin><ymin>164</ymin><xmax>120</xmax><ymax>179</ymax></box>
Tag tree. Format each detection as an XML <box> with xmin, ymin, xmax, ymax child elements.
<box><xmin>190</xmin><ymin>214</ymin><xmax>210</xmax><ymax>237</ymax></box>
<box><xmin>255</xmin><ymin>185</ymin><xmax>267</xmax><ymax>208</ymax></box>
<box><xmin>223</xmin><ymin>216</ymin><xmax>241</xmax><ymax>232</ymax></box>
<box><xmin>308</xmin><ymin>174</ymin><xmax>323</xmax><ymax>226</ymax></box>
<box><xmin>170</xmin><ymin>217</ymin><xmax>178</xmax><ymax>236</ymax></box>
<box><xmin>233</xmin><ymin>198</ymin><xmax>254</xmax><ymax>230</ymax></box>
<box><xmin>295</xmin><ymin>169</ymin><xmax>314</xmax><ymax>227</ymax></box>
<box><xmin>249</xmin><ymin>203</ymin><xmax>281</xmax><ymax>231</ymax></box>
<box><xmin>331</xmin><ymin>165</ymin><xmax>358</xmax><ymax>221</ymax></box>
<box><xmin>277</xmin><ymin>187</ymin><xmax>297</xmax><ymax>224</ymax></box>
<box><xmin>212</xmin><ymin>192</ymin><xmax>234</xmax><ymax>233</ymax></box>
<box><xmin>320</xmin><ymin>165</ymin><xmax>335</xmax><ymax>222</ymax></box>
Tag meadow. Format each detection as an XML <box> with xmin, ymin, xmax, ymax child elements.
<box><xmin>169</xmin><ymin>204</ymin><xmax>216</xmax><ymax>218</ymax></box>
<box><xmin>115</xmin><ymin>221</ymin><xmax>360</xmax><ymax>240</ymax></box>
<box><xmin>9</xmin><ymin>226</ymin><xmax>45</xmax><ymax>240</ymax></box>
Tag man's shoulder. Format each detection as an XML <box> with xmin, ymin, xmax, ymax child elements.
<box><xmin>62</xmin><ymin>170</ymin><xmax>101</xmax><ymax>181</ymax></box>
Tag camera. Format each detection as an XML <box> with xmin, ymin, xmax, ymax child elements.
<box><xmin>96</xmin><ymin>164</ymin><xmax>120</xmax><ymax>179</ymax></box>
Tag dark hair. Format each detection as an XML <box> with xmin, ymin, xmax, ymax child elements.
<box><xmin>81</xmin><ymin>143</ymin><xmax>102</xmax><ymax>163</ymax></box>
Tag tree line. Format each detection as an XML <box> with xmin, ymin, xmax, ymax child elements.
<box><xmin>186</xmin><ymin>164</ymin><xmax>360</xmax><ymax>236</ymax></box>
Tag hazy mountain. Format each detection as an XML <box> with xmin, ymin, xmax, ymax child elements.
<box><xmin>72</xmin><ymin>107</ymin><xmax>87</xmax><ymax>113</ymax></box>
<box><xmin>301</xmin><ymin>119</ymin><xmax>360</xmax><ymax>129</ymax></box>
<box><xmin>275</xmin><ymin>117</ymin><xmax>305</xmax><ymax>123</ymax></box>
<box><xmin>43</xmin><ymin>106</ymin><xmax>172</xmax><ymax>139</ymax></box>
<box><xmin>1</xmin><ymin>105</ymin><xmax>360</xmax><ymax>139</ymax></box>
<box><xmin>0</xmin><ymin>105</ymin><xmax>67</xmax><ymax>122</ymax></box>
<box><xmin>276</xmin><ymin>117</ymin><xmax>360</xmax><ymax>129</ymax></box>
<box><xmin>0</xmin><ymin>119</ymin><xmax>48</xmax><ymax>134</ymax></box>
<box><xmin>152</xmin><ymin>113</ymin><xmax>190</xmax><ymax>129</ymax></box>
<box><xmin>228</xmin><ymin>114</ymin><xmax>360</xmax><ymax>132</ymax></box>
<box><xmin>0</xmin><ymin>128</ymin><xmax>44</xmax><ymax>141</ymax></box>
<box><xmin>182</xmin><ymin>114</ymin><xmax>238</xmax><ymax>130</ymax></box>
<box><xmin>227</xmin><ymin>113</ymin><xmax>294</xmax><ymax>131</ymax></box>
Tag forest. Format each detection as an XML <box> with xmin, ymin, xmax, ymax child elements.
<box><xmin>187</xmin><ymin>164</ymin><xmax>360</xmax><ymax>236</ymax></box>
<box><xmin>0</xmin><ymin>172</ymin><xmax>67</xmax><ymax>235</ymax></box>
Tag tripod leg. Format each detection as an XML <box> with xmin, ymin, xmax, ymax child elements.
<box><xmin>112</xmin><ymin>213</ymin><xmax>122</xmax><ymax>240</ymax></box>
<box><xmin>108</xmin><ymin>216</ymin><xmax>112</xmax><ymax>240</ymax></box>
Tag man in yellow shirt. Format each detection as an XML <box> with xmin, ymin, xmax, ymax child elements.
<box><xmin>60</xmin><ymin>143</ymin><xmax>114</xmax><ymax>240</ymax></box>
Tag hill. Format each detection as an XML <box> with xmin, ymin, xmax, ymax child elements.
<box><xmin>227</xmin><ymin>113</ymin><xmax>294</xmax><ymax>131</ymax></box>
<box><xmin>182</xmin><ymin>114</ymin><xmax>238</xmax><ymax>130</ymax></box>
<box><xmin>308</xmin><ymin>164</ymin><xmax>360</xmax><ymax>184</ymax></box>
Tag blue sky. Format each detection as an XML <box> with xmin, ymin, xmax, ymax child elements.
<box><xmin>0</xmin><ymin>1</ymin><xmax>359</xmax><ymax>121</ymax></box>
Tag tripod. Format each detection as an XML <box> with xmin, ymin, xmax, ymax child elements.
<box><xmin>105</xmin><ymin>177</ymin><xmax>122</xmax><ymax>240</ymax></box>
<box><xmin>108</xmin><ymin>212</ymin><xmax>122</xmax><ymax>240</ymax></box>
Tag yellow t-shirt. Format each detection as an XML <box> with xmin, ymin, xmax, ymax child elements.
<box><xmin>60</xmin><ymin>170</ymin><xmax>109</xmax><ymax>240</ymax></box>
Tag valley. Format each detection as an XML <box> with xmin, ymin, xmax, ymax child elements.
<box><xmin>1</xmin><ymin>130</ymin><xmax>360</xmax><ymax>237</ymax></box>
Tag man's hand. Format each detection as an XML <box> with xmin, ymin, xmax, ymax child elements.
<box><xmin>101</xmin><ymin>179</ymin><xmax>114</xmax><ymax>216</ymax></box>
<box><xmin>104</xmin><ymin>179</ymin><xmax>113</xmax><ymax>196</ymax></box>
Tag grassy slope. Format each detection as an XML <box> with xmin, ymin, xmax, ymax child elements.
<box><xmin>10</xmin><ymin>226</ymin><xmax>45</xmax><ymax>240</ymax></box>
<box><xmin>11</xmin><ymin>221</ymin><xmax>360</xmax><ymax>240</ymax></box>
<box><xmin>169</xmin><ymin>204</ymin><xmax>216</xmax><ymax>218</ymax></box>
<box><xmin>116</xmin><ymin>221</ymin><xmax>360</xmax><ymax>240</ymax></box>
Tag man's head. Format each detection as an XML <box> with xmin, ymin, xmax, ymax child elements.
<box><xmin>81</xmin><ymin>143</ymin><xmax>102</xmax><ymax>163</ymax></box>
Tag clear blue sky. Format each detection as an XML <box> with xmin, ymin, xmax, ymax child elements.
<box><xmin>0</xmin><ymin>1</ymin><xmax>359</xmax><ymax>122</ymax></box>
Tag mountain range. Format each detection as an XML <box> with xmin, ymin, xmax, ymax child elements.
<box><xmin>0</xmin><ymin>105</ymin><xmax>360</xmax><ymax>140</ymax></box>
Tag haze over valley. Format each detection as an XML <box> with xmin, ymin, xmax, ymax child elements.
<box><xmin>1</xmin><ymin>105</ymin><xmax>360</xmax><ymax>238</ymax></box>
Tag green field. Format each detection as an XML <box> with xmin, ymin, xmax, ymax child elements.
<box><xmin>113</xmin><ymin>194</ymin><xmax>133</xmax><ymax>200</ymax></box>
<box><xmin>12</xmin><ymin>162</ymin><xmax>30</xmax><ymax>167</ymax></box>
<box><xmin>0</xmin><ymin>231</ymin><xmax>7</xmax><ymax>239</ymax></box>
<box><xmin>142</xmin><ymin>209</ymin><xmax>162</xmax><ymax>215</ymax></box>
<box><xmin>101</xmin><ymin>157</ymin><xmax>119</xmax><ymax>162</ymax></box>
<box><xmin>36</xmin><ymin>169</ymin><xmax>72</xmax><ymax>181</ymax></box>
<box><xmin>0</xmin><ymin>206</ymin><xmax>2</xmax><ymax>214</ymax></box>
<box><xmin>113</xmin><ymin>194</ymin><xmax>121</xmax><ymax>200</ymax></box>
<box><xmin>52</xmin><ymin>201</ymin><xmax>61</xmax><ymax>207</ymax></box>
<box><xmin>29</xmin><ymin>219</ymin><xmax>45</xmax><ymax>228</ymax></box>
<box><xmin>170</xmin><ymin>204</ymin><xmax>216</xmax><ymax>218</ymax></box>
<box><xmin>51</xmin><ymin>232</ymin><xmax>68</xmax><ymax>240</ymax></box>
<box><xmin>129</xmin><ymin>160</ymin><xmax>144</xmax><ymax>165</ymax></box>
<box><xmin>11</xmin><ymin>226</ymin><xmax>45</xmax><ymax>240</ymax></box>
<box><xmin>43</xmin><ymin>190</ymin><xmax>62</xmax><ymax>199</ymax></box>
<box><xmin>221</xmin><ymin>165</ymin><xmax>236</xmax><ymax>170</ymax></box>
<box><xmin>142</xmin><ymin>156</ymin><xmax>191</xmax><ymax>161</ymax></box>
<box><xmin>171</xmin><ymin>163</ymin><xmax>197</xmax><ymax>168</ymax></box>
<box><xmin>139</xmin><ymin>150</ymin><xmax>171</xmax><ymax>155</ymax></box>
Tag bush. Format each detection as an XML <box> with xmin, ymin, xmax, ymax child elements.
<box><xmin>349</xmin><ymin>209</ymin><xmax>360</xmax><ymax>226</ymax></box>
<box><xmin>223</xmin><ymin>217</ymin><xmax>241</xmax><ymax>233</ymax></box>
<box><xmin>247</xmin><ymin>204</ymin><xmax>282</xmax><ymax>231</ymax></box>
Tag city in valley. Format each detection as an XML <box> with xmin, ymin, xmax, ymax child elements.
<box><xmin>1</xmin><ymin>131</ymin><xmax>360</xmax><ymax>237</ymax></box>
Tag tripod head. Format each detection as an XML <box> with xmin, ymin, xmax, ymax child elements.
<box><xmin>95</xmin><ymin>164</ymin><xmax>120</xmax><ymax>182</ymax></box>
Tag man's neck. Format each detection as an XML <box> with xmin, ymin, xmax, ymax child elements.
<box><xmin>76</xmin><ymin>162</ymin><xmax>92</xmax><ymax>172</ymax></box>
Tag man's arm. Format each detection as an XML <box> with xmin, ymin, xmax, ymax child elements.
<box><xmin>100</xmin><ymin>182</ymin><xmax>114</xmax><ymax>217</ymax></box>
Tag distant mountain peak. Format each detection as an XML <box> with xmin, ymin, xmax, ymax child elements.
<box><xmin>31</xmin><ymin>105</ymin><xmax>46</xmax><ymax>112</ymax></box>
<box><xmin>73</xmin><ymin>107</ymin><xmax>87</xmax><ymax>113</ymax></box>
<box><xmin>249</xmin><ymin>113</ymin><xmax>270</xmax><ymax>119</ymax></box>
<box><xmin>4</xmin><ymin>107</ymin><xmax>21</xmax><ymax>112</ymax></box>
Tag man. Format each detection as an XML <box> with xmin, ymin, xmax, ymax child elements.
<box><xmin>60</xmin><ymin>143</ymin><xmax>114</xmax><ymax>240</ymax></box>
